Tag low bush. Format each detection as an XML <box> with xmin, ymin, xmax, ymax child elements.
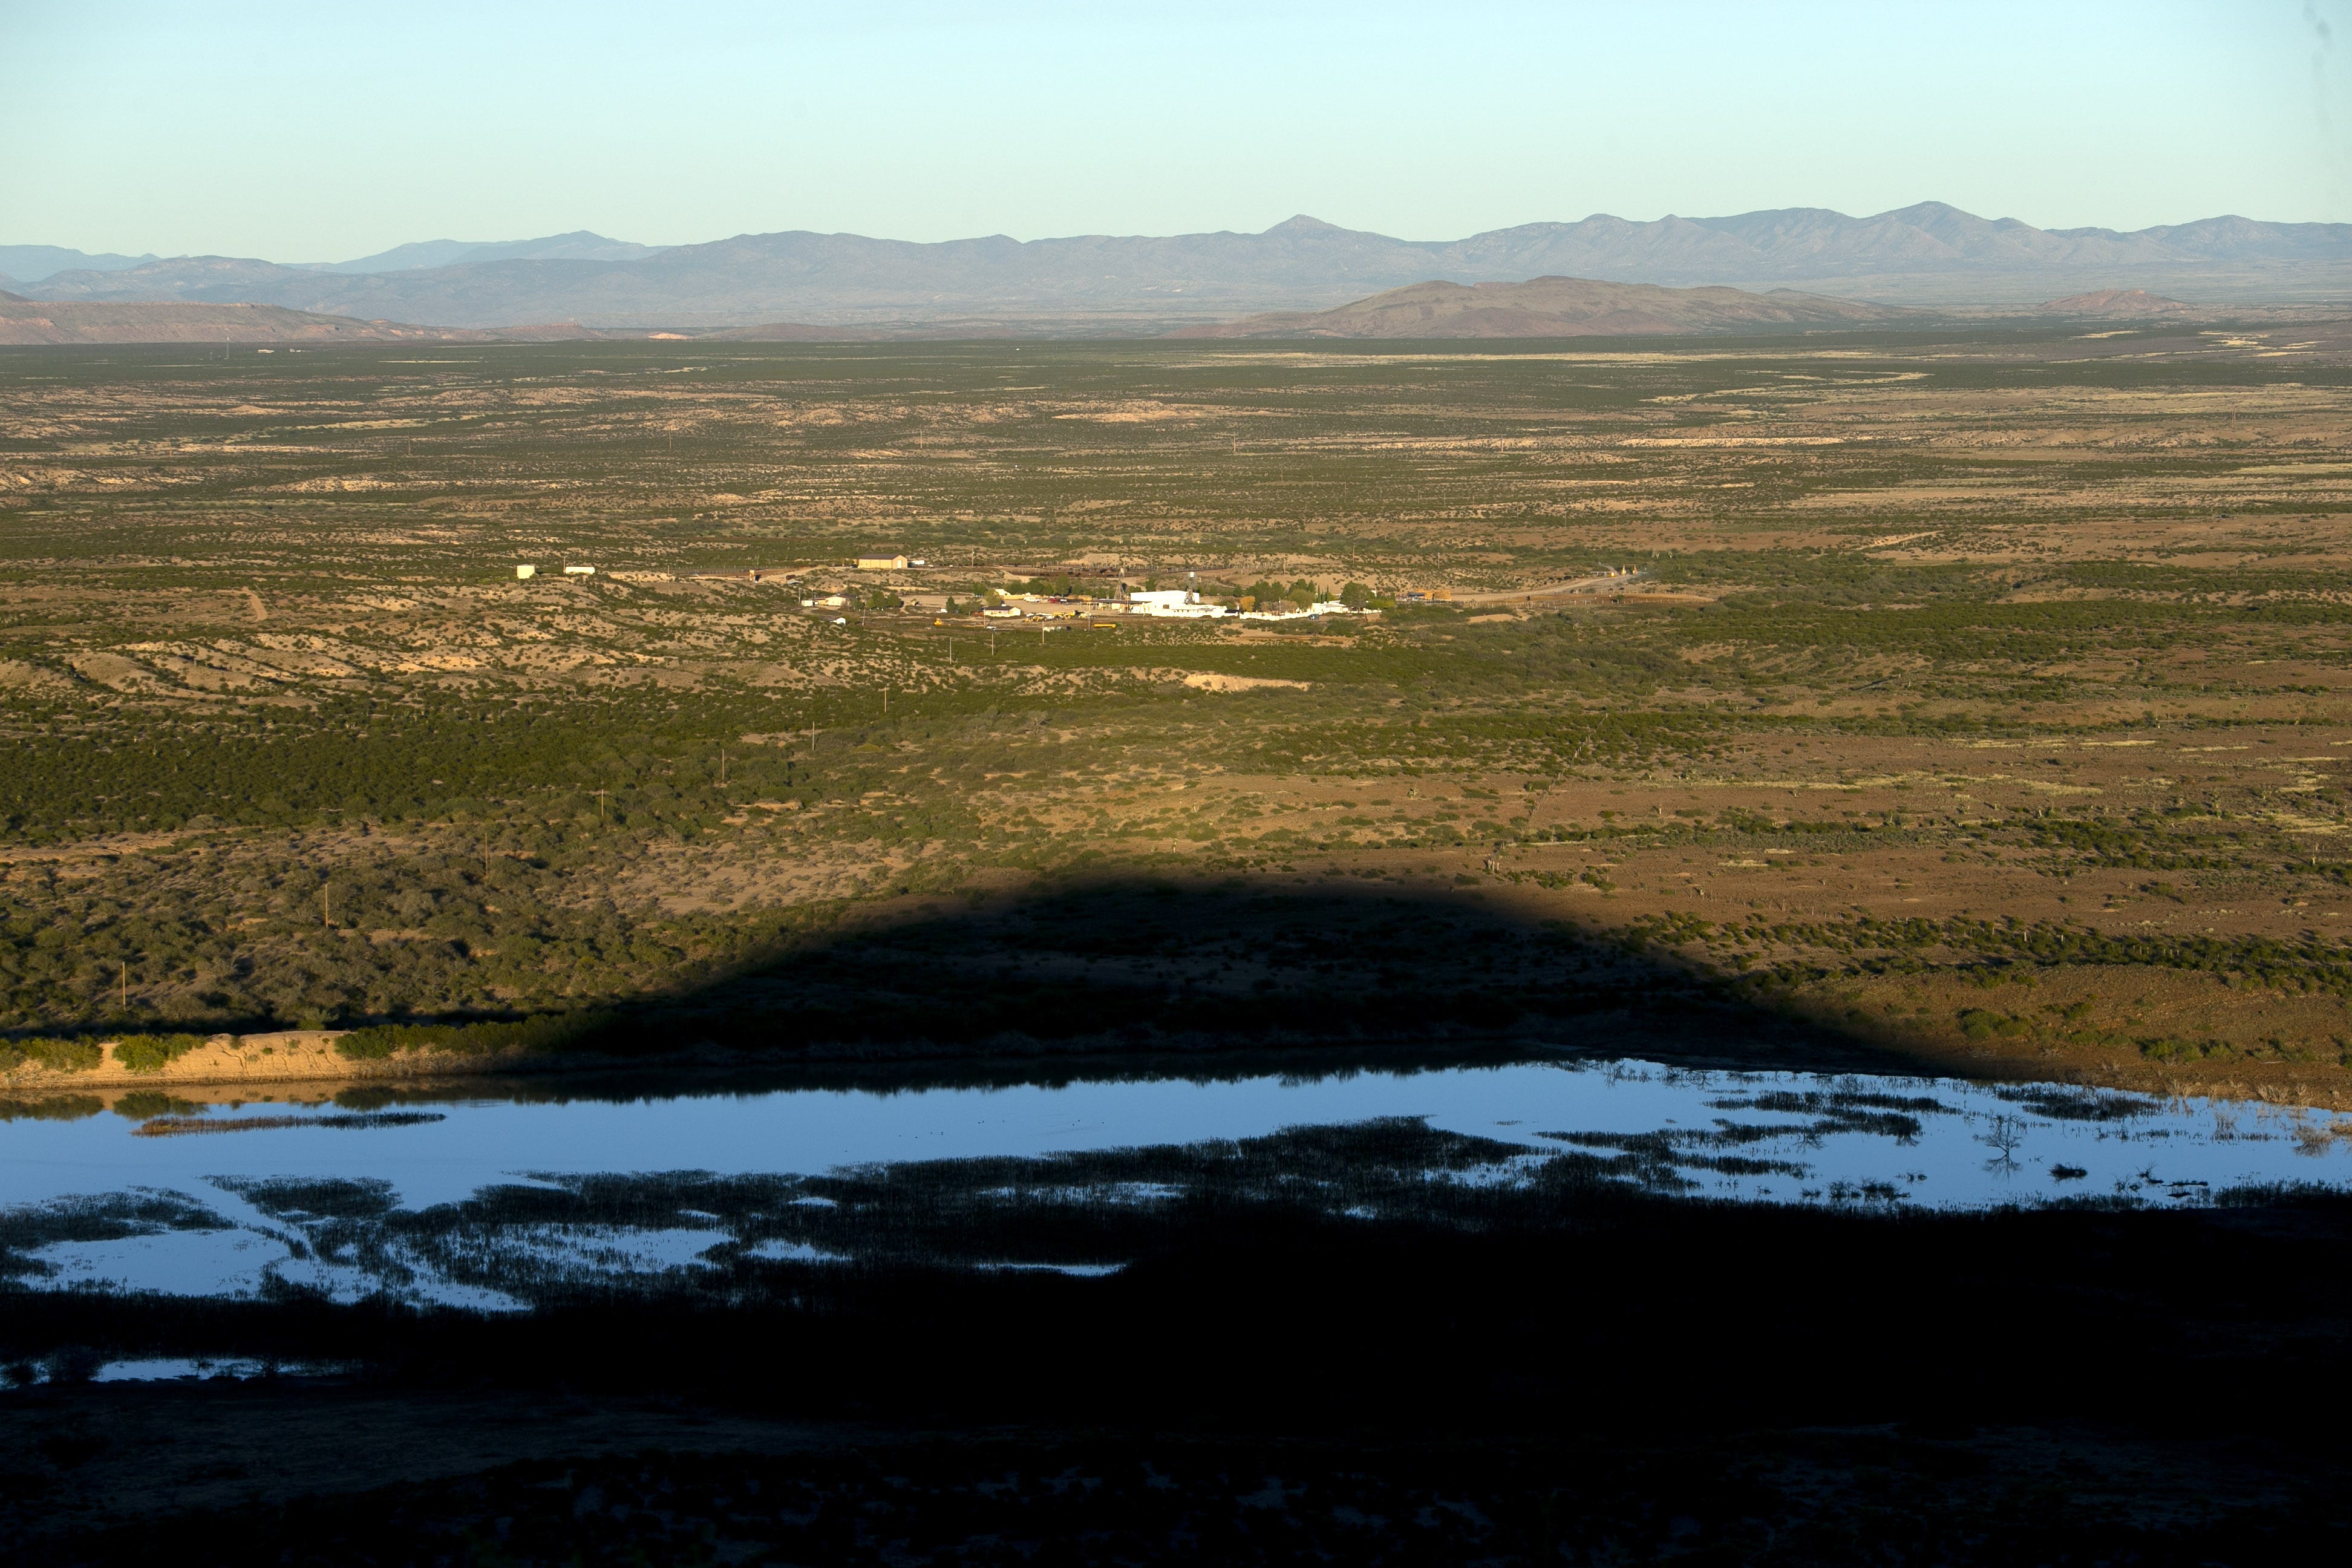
<box><xmin>1</xmin><ymin>1037</ymin><xmax>105</xmax><ymax>1073</ymax></box>
<box><xmin>110</xmin><ymin>1033</ymin><xmax>212</xmax><ymax>1074</ymax></box>
<box><xmin>335</xmin><ymin>1010</ymin><xmax>616</xmax><ymax>1061</ymax></box>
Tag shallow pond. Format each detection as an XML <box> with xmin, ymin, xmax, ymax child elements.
<box><xmin>4</xmin><ymin>1054</ymin><xmax>2348</xmax><ymax>1312</ymax></box>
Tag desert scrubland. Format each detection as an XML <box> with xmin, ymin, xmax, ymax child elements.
<box><xmin>7</xmin><ymin>322</ymin><xmax>2352</xmax><ymax>1102</ymax></box>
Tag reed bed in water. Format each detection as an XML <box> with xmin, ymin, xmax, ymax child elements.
<box><xmin>130</xmin><ymin>1111</ymin><xmax>446</xmax><ymax>1137</ymax></box>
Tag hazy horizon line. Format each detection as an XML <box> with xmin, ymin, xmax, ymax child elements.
<box><xmin>12</xmin><ymin>200</ymin><xmax>2347</xmax><ymax>273</ymax></box>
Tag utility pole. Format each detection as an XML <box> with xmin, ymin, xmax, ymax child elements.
<box><xmin>719</xmin><ymin>747</ymin><xmax>727</xmax><ymax>787</ymax></box>
<box><xmin>120</xmin><ymin>962</ymin><xmax>129</xmax><ymax>1013</ymax></box>
<box><xmin>593</xmin><ymin>789</ymin><xmax>609</xmax><ymax>825</ymax></box>
<box><xmin>322</xmin><ymin>884</ymin><xmax>330</xmax><ymax>927</ymax></box>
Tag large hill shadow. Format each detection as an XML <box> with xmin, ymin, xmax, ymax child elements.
<box><xmin>566</xmin><ymin>872</ymin><xmax>1936</xmax><ymax>1091</ymax></box>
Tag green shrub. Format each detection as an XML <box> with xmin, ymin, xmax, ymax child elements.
<box><xmin>4</xmin><ymin>1037</ymin><xmax>104</xmax><ymax>1073</ymax></box>
<box><xmin>336</xmin><ymin>1009</ymin><xmax>615</xmax><ymax>1061</ymax></box>
<box><xmin>1955</xmin><ymin>1009</ymin><xmax>2027</xmax><ymax>1041</ymax></box>
<box><xmin>110</xmin><ymin>1033</ymin><xmax>212</xmax><ymax>1074</ymax></box>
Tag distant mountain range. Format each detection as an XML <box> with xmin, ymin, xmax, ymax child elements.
<box><xmin>0</xmin><ymin>295</ymin><xmax>609</xmax><ymax>346</ymax></box>
<box><xmin>298</xmin><ymin>231</ymin><xmax>671</xmax><ymax>275</ymax></box>
<box><xmin>0</xmin><ymin>231</ymin><xmax>666</xmax><ymax>287</ymax></box>
<box><xmin>1172</xmin><ymin>276</ymin><xmax>1929</xmax><ymax>339</ymax></box>
<box><xmin>5</xmin><ymin>204</ymin><xmax>2348</xmax><ymax>330</ymax></box>
<box><xmin>0</xmin><ymin>245</ymin><xmax>162</xmax><ymax>283</ymax></box>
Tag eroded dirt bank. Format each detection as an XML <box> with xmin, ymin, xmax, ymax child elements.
<box><xmin>8</xmin><ymin>994</ymin><xmax>2352</xmax><ymax>1112</ymax></box>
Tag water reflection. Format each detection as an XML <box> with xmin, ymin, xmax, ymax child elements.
<box><xmin>2</xmin><ymin>1055</ymin><xmax>2347</xmax><ymax>1305</ymax></box>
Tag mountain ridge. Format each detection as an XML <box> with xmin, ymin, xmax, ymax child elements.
<box><xmin>0</xmin><ymin>244</ymin><xmax>161</xmax><ymax>285</ymax></box>
<box><xmin>10</xmin><ymin>204</ymin><xmax>2350</xmax><ymax>328</ymax></box>
<box><xmin>0</xmin><ymin>298</ymin><xmax>616</xmax><ymax>347</ymax></box>
<box><xmin>0</xmin><ymin>299</ymin><xmax>452</xmax><ymax>345</ymax></box>
<box><xmin>298</xmin><ymin>231</ymin><xmax>671</xmax><ymax>275</ymax></box>
<box><xmin>2036</xmin><ymin>288</ymin><xmax>2195</xmax><ymax>317</ymax></box>
<box><xmin>1170</xmin><ymin>275</ymin><xmax>1930</xmax><ymax>339</ymax></box>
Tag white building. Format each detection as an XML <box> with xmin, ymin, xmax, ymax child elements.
<box><xmin>1128</xmin><ymin>589</ymin><xmax>1228</xmax><ymax>619</ymax></box>
<box><xmin>1238</xmin><ymin>599</ymin><xmax>1374</xmax><ymax>621</ymax></box>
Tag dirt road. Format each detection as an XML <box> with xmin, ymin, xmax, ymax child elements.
<box><xmin>1446</xmin><ymin>569</ymin><xmax>1649</xmax><ymax>607</ymax></box>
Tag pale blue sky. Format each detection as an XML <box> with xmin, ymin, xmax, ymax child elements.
<box><xmin>4</xmin><ymin>1</ymin><xmax>2347</xmax><ymax>259</ymax></box>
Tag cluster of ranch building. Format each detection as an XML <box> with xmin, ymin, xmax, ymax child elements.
<box><xmin>986</xmin><ymin>589</ymin><xmax>1364</xmax><ymax>622</ymax></box>
<box><xmin>791</xmin><ymin>587</ymin><xmax>1365</xmax><ymax>623</ymax></box>
<box><xmin>509</xmin><ymin>551</ymin><xmax>1387</xmax><ymax>625</ymax></box>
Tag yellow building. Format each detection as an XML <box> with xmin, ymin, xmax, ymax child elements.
<box><xmin>855</xmin><ymin>552</ymin><xmax>909</xmax><ymax>571</ymax></box>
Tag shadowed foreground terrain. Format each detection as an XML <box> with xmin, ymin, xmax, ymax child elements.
<box><xmin>5</xmin><ymin>1042</ymin><xmax>2352</xmax><ymax>1558</ymax></box>
<box><xmin>5</xmin><ymin>1154</ymin><xmax>2351</xmax><ymax>1561</ymax></box>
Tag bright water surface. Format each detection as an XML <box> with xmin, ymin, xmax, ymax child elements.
<box><xmin>5</xmin><ymin>1055</ymin><xmax>2348</xmax><ymax>1310</ymax></box>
